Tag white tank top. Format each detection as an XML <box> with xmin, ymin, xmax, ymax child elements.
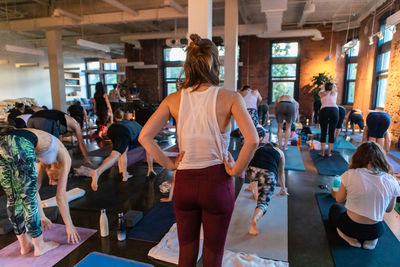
<box><xmin>177</xmin><ymin>86</ymin><xmax>230</xmax><ymax>170</ymax></box>
<box><xmin>320</xmin><ymin>91</ymin><xmax>338</xmax><ymax>109</ymax></box>
<box><xmin>243</xmin><ymin>90</ymin><xmax>258</xmax><ymax>109</ymax></box>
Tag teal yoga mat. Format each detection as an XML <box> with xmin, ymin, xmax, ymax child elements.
<box><xmin>333</xmin><ymin>137</ymin><xmax>357</xmax><ymax>149</ymax></box>
<box><xmin>389</xmin><ymin>151</ymin><xmax>400</xmax><ymax>163</ymax></box>
<box><xmin>284</xmin><ymin>146</ymin><xmax>306</xmax><ymax>171</ymax></box>
<box><xmin>310</xmin><ymin>150</ymin><xmax>349</xmax><ymax>176</ymax></box>
<box><xmin>75</xmin><ymin>252</ymin><xmax>153</xmax><ymax>266</ymax></box>
<box><xmin>315</xmin><ymin>193</ymin><xmax>400</xmax><ymax>267</ymax></box>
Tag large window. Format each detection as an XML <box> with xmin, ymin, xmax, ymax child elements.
<box><xmin>373</xmin><ymin>17</ymin><xmax>394</xmax><ymax>109</ymax></box>
<box><xmin>163</xmin><ymin>46</ymin><xmax>227</xmax><ymax>96</ymax></box>
<box><xmin>269</xmin><ymin>42</ymin><xmax>299</xmax><ymax>102</ymax></box>
<box><xmin>343</xmin><ymin>40</ymin><xmax>359</xmax><ymax>104</ymax></box>
<box><xmin>85</xmin><ymin>60</ymin><xmax>121</xmax><ymax>97</ymax></box>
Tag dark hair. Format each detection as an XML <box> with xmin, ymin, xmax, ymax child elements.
<box><xmin>114</xmin><ymin>109</ymin><xmax>124</xmax><ymax>120</ymax></box>
<box><xmin>179</xmin><ymin>34</ymin><xmax>220</xmax><ymax>91</ymax></box>
<box><xmin>15</xmin><ymin>102</ymin><xmax>24</xmax><ymax>109</ymax></box>
<box><xmin>241</xmin><ymin>85</ymin><xmax>251</xmax><ymax>91</ymax></box>
<box><xmin>324</xmin><ymin>82</ymin><xmax>334</xmax><ymax>91</ymax></box>
<box><xmin>349</xmin><ymin>141</ymin><xmax>393</xmax><ymax>174</ymax></box>
<box><xmin>41</xmin><ymin>105</ymin><xmax>48</xmax><ymax>110</ymax></box>
<box><xmin>95</xmin><ymin>82</ymin><xmax>105</xmax><ymax>95</ymax></box>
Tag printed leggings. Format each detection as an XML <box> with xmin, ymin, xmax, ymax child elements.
<box><xmin>247</xmin><ymin>108</ymin><xmax>259</xmax><ymax>127</ymax></box>
<box><xmin>0</xmin><ymin>135</ymin><xmax>41</xmax><ymax>238</ymax></box>
<box><xmin>246</xmin><ymin>166</ymin><xmax>277</xmax><ymax>214</ymax></box>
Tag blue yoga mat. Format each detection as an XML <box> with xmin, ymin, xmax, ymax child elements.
<box><xmin>310</xmin><ymin>126</ymin><xmax>321</xmax><ymax>135</ymax></box>
<box><xmin>127</xmin><ymin>201</ymin><xmax>175</xmax><ymax>242</ymax></box>
<box><xmin>333</xmin><ymin>137</ymin><xmax>357</xmax><ymax>149</ymax></box>
<box><xmin>284</xmin><ymin>146</ymin><xmax>306</xmax><ymax>171</ymax></box>
<box><xmin>310</xmin><ymin>150</ymin><xmax>349</xmax><ymax>176</ymax></box>
<box><xmin>75</xmin><ymin>252</ymin><xmax>154</xmax><ymax>266</ymax></box>
<box><xmin>389</xmin><ymin>151</ymin><xmax>400</xmax><ymax>163</ymax></box>
<box><xmin>315</xmin><ymin>193</ymin><xmax>400</xmax><ymax>267</ymax></box>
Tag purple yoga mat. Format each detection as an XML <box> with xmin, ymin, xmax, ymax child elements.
<box><xmin>0</xmin><ymin>224</ymin><xmax>96</xmax><ymax>267</ymax></box>
<box><xmin>388</xmin><ymin>156</ymin><xmax>400</xmax><ymax>173</ymax></box>
<box><xmin>113</xmin><ymin>146</ymin><xmax>146</xmax><ymax>167</ymax></box>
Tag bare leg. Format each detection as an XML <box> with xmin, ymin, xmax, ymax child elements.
<box><xmin>17</xmin><ymin>233</ymin><xmax>33</xmax><ymax>255</ymax></box>
<box><xmin>118</xmin><ymin>156</ymin><xmax>123</xmax><ymax>174</ymax></box>
<box><xmin>363</xmin><ymin>239</ymin><xmax>378</xmax><ymax>250</ymax></box>
<box><xmin>352</xmin><ymin>124</ymin><xmax>355</xmax><ymax>135</ymax></box>
<box><xmin>90</xmin><ymin>150</ymin><xmax>121</xmax><ymax>191</ymax></box>
<box><xmin>320</xmin><ymin>143</ymin><xmax>326</xmax><ymax>157</ymax></box>
<box><xmin>283</xmin><ymin>124</ymin><xmax>291</xmax><ymax>150</ymax></box>
<box><xmin>277</xmin><ymin>123</ymin><xmax>283</xmax><ymax>149</ymax></box>
<box><xmin>32</xmin><ymin>234</ymin><xmax>59</xmax><ymax>257</ymax></box>
<box><xmin>119</xmin><ymin>149</ymin><xmax>133</xmax><ymax>181</ymax></box>
<box><xmin>249</xmin><ymin>208</ymin><xmax>263</xmax><ymax>236</ymax></box>
<box><xmin>368</xmin><ymin>137</ymin><xmax>378</xmax><ymax>143</ymax></box>
<box><xmin>327</xmin><ymin>143</ymin><xmax>333</xmax><ymax>157</ymax></box>
<box><xmin>376</xmin><ymin>138</ymin><xmax>384</xmax><ymax>149</ymax></box>
<box><xmin>334</xmin><ymin>129</ymin><xmax>340</xmax><ymax>141</ymax></box>
<box><xmin>337</xmin><ymin>228</ymin><xmax>361</xmax><ymax>248</ymax></box>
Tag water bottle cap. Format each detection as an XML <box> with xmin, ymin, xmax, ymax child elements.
<box><xmin>101</xmin><ymin>209</ymin><xmax>106</xmax><ymax>213</ymax></box>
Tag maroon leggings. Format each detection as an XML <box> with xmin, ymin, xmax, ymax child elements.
<box><xmin>174</xmin><ymin>164</ymin><xmax>235</xmax><ymax>267</ymax></box>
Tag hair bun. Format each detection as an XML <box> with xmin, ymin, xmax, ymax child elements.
<box><xmin>190</xmin><ymin>34</ymin><xmax>201</xmax><ymax>45</ymax></box>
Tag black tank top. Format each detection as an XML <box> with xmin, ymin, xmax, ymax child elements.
<box><xmin>249</xmin><ymin>144</ymin><xmax>281</xmax><ymax>175</ymax></box>
<box><xmin>94</xmin><ymin>93</ymin><xmax>107</xmax><ymax>114</ymax></box>
<box><xmin>31</xmin><ymin>110</ymin><xmax>67</xmax><ymax>128</ymax></box>
<box><xmin>6</xmin><ymin>129</ymin><xmax>38</xmax><ymax>147</ymax></box>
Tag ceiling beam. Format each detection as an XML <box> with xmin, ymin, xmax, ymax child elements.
<box><xmin>238</xmin><ymin>0</ymin><xmax>250</xmax><ymax>24</ymax></box>
<box><xmin>0</xmin><ymin>7</ymin><xmax>187</xmax><ymax>32</ymax></box>
<box><xmin>101</xmin><ymin>0</ymin><xmax>138</xmax><ymax>16</ymax></box>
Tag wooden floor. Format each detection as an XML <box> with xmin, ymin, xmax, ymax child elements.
<box><xmin>0</xmin><ymin>133</ymin><xmax>399</xmax><ymax>267</ymax></box>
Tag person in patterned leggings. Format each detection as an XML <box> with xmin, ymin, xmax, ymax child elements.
<box><xmin>245</xmin><ymin>127</ymin><xmax>288</xmax><ymax>236</ymax></box>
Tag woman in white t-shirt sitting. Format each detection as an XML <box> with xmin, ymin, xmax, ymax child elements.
<box><xmin>329</xmin><ymin>141</ymin><xmax>400</xmax><ymax>250</ymax></box>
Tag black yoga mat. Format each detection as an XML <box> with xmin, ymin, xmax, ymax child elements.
<box><xmin>315</xmin><ymin>193</ymin><xmax>400</xmax><ymax>267</ymax></box>
<box><xmin>127</xmin><ymin>201</ymin><xmax>175</xmax><ymax>242</ymax></box>
<box><xmin>310</xmin><ymin>150</ymin><xmax>349</xmax><ymax>176</ymax></box>
<box><xmin>87</xmin><ymin>148</ymin><xmax>112</xmax><ymax>158</ymax></box>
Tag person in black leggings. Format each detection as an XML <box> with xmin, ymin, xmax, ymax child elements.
<box><xmin>363</xmin><ymin>111</ymin><xmax>391</xmax><ymax>153</ymax></box>
<box><xmin>345</xmin><ymin>109</ymin><xmax>364</xmax><ymax>135</ymax></box>
<box><xmin>318</xmin><ymin>82</ymin><xmax>339</xmax><ymax>157</ymax></box>
<box><xmin>334</xmin><ymin>106</ymin><xmax>346</xmax><ymax>141</ymax></box>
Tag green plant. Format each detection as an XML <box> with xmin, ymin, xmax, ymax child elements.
<box><xmin>308</xmin><ymin>72</ymin><xmax>333</xmax><ymax>100</ymax></box>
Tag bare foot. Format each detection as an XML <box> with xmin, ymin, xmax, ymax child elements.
<box><xmin>90</xmin><ymin>170</ymin><xmax>99</xmax><ymax>191</ymax></box>
<box><xmin>20</xmin><ymin>237</ymin><xmax>33</xmax><ymax>255</ymax></box>
<box><xmin>122</xmin><ymin>173</ymin><xmax>133</xmax><ymax>182</ymax></box>
<box><xmin>249</xmin><ymin>219</ymin><xmax>259</xmax><ymax>236</ymax></box>
<box><xmin>363</xmin><ymin>239</ymin><xmax>378</xmax><ymax>250</ymax></box>
<box><xmin>34</xmin><ymin>240</ymin><xmax>59</xmax><ymax>257</ymax></box>
<box><xmin>319</xmin><ymin>152</ymin><xmax>325</xmax><ymax>157</ymax></box>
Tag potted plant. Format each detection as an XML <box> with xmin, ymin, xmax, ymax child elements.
<box><xmin>308</xmin><ymin>72</ymin><xmax>333</xmax><ymax>100</ymax></box>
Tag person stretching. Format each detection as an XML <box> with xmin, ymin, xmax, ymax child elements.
<box><xmin>0</xmin><ymin>128</ymin><xmax>80</xmax><ymax>256</ymax></box>
<box><xmin>318</xmin><ymin>82</ymin><xmax>339</xmax><ymax>157</ymax></box>
<box><xmin>363</xmin><ymin>111</ymin><xmax>391</xmax><ymax>153</ymax></box>
<box><xmin>274</xmin><ymin>95</ymin><xmax>299</xmax><ymax>150</ymax></box>
<box><xmin>329</xmin><ymin>142</ymin><xmax>400</xmax><ymax>249</ymax></box>
<box><xmin>239</xmin><ymin>85</ymin><xmax>262</xmax><ymax>127</ymax></box>
<box><xmin>27</xmin><ymin>109</ymin><xmax>93</xmax><ymax>165</ymax></box>
<box><xmin>345</xmin><ymin>109</ymin><xmax>364</xmax><ymax>135</ymax></box>
<box><xmin>246</xmin><ymin>127</ymin><xmax>288</xmax><ymax>236</ymax></box>
<box><xmin>334</xmin><ymin>106</ymin><xmax>346</xmax><ymax>141</ymax></box>
<box><xmin>90</xmin><ymin>110</ymin><xmax>155</xmax><ymax>191</ymax></box>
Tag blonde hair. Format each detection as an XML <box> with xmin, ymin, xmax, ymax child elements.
<box><xmin>114</xmin><ymin>109</ymin><xmax>124</xmax><ymax>121</ymax></box>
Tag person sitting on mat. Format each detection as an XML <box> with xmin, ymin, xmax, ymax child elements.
<box><xmin>318</xmin><ymin>82</ymin><xmax>339</xmax><ymax>157</ymax></box>
<box><xmin>246</xmin><ymin>127</ymin><xmax>288</xmax><ymax>236</ymax></box>
<box><xmin>27</xmin><ymin>109</ymin><xmax>93</xmax><ymax>166</ymax></box>
<box><xmin>274</xmin><ymin>95</ymin><xmax>299</xmax><ymax>151</ymax></box>
<box><xmin>0</xmin><ymin>127</ymin><xmax>80</xmax><ymax>256</ymax></box>
<box><xmin>334</xmin><ymin>106</ymin><xmax>346</xmax><ymax>141</ymax></box>
<box><xmin>90</xmin><ymin>109</ymin><xmax>155</xmax><ymax>191</ymax></box>
<box><xmin>363</xmin><ymin>111</ymin><xmax>391</xmax><ymax>153</ymax></box>
<box><xmin>329</xmin><ymin>142</ymin><xmax>400</xmax><ymax>250</ymax></box>
<box><xmin>345</xmin><ymin>109</ymin><xmax>364</xmax><ymax>135</ymax></box>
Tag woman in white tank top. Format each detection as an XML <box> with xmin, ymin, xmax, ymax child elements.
<box><xmin>239</xmin><ymin>85</ymin><xmax>262</xmax><ymax>127</ymax></box>
<box><xmin>139</xmin><ymin>34</ymin><xmax>258</xmax><ymax>267</ymax></box>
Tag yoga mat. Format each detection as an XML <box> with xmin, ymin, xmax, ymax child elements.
<box><xmin>225</xmin><ymin>184</ymin><xmax>288</xmax><ymax>262</ymax></box>
<box><xmin>387</xmin><ymin>156</ymin><xmax>400</xmax><ymax>174</ymax></box>
<box><xmin>76</xmin><ymin>251</ymin><xmax>153</xmax><ymax>267</ymax></box>
<box><xmin>389</xmin><ymin>151</ymin><xmax>400</xmax><ymax>162</ymax></box>
<box><xmin>310</xmin><ymin>150</ymin><xmax>349</xmax><ymax>176</ymax></box>
<box><xmin>0</xmin><ymin>224</ymin><xmax>96</xmax><ymax>267</ymax></box>
<box><xmin>113</xmin><ymin>146</ymin><xmax>146</xmax><ymax>167</ymax></box>
<box><xmin>310</xmin><ymin>126</ymin><xmax>321</xmax><ymax>135</ymax></box>
<box><xmin>87</xmin><ymin>148</ymin><xmax>111</xmax><ymax>158</ymax></box>
<box><xmin>333</xmin><ymin>137</ymin><xmax>357</xmax><ymax>150</ymax></box>
<box><xmin>127</xmin><ymin>201</ymin><xmax>175</xmax><ymax>242</ymax></box>
<box><xmin>284</xmin><ymin>146</ymin><xmax>306</xmax><ymax>171</ymax></box>
<box><xmin>315</xmin><ymin>193</ymin><xmax>400</xmax><ymax>267</ymax></box>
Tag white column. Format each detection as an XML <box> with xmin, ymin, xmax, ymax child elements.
<box><xmin>224</xmin><ymin>0</ymin><xmax>239</xmax><ymax>91</ymax></box>
<box><xmin>46</xmin><ymin>30</ymin><xmax>66</xmax><ymax>111</ymax></box>
<box><xmin>188</xmin><ymin>0</ymin><xmax>212</xmax><ymax>39</ymax></box>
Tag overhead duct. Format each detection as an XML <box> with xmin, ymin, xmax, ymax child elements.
<box><xmin>298</xmin><ymin>1</ymin><xmax>316</xmax><ymax>28</ymax></box>
<box><xmin>256</xmin><ymin>28</ymin><xmax>324</xmax><ymax>40</ymax></box>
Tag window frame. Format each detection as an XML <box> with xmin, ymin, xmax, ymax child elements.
<box><xmin>342</xmin><ymin>40</ymin><xmax>359</xmax><ymax>105</ymax></box>
<box><xmin>268</xmin><ymin>40</ymin><xmax>301</xmax><ymax>104</ymax></box>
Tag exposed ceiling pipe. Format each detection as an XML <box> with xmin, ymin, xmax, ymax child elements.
<box><xmin>256</xmin><ymin>28</ymin><xmax>324</xmax><ymax>40</ymax></box>
<box><xmin>298</xmin><ymin>1</ymin><xmax>316</xmax><ymax>28</ymax></box>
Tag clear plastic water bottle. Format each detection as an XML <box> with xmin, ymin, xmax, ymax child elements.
<box><xmin>117</xmin><ymin>212</ymin><xmax>126</xmax><ymax>241</ymax></box>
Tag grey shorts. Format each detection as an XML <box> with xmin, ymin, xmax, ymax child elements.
<box><xmin>27</xmin><ymin>117</ymin><xmax>66</xmax><ymax>138</ymax></box>
<box><xmin>276</xmin><ymin>101</ymin><xmax>296</xmax><ymax>123</ymax></box>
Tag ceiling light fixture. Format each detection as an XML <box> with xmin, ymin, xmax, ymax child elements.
<box><xmin>0</xmin><ymin>59</ymin><xmax>9</xmax><ymax>65</ymax></box>
<box><xmin>53</xmin><ymin>8</ymin><xmax>81</xmax><ymax>21</ymax></box>
<box><xmin>76</xmin><ymin>39</ymin><xmax>111</xmax><ymax>53</ymax></box>
<box><xmin>5</xmin><ymin>44</ymin><xmax>45</xmax><ymax>56</ymax></box>
<box><xmin>101</xmin><ymin>0</ymin><xmax>138</xmax><ymax>16</ymax></box>
<box><xmin>15</xmin><ymin>62</ymin><xmax>39</xmax><ymax>68</ymax></box>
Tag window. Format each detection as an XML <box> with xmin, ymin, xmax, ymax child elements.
<box><xmin>85</xmin><ymin>60</ymin><xmax>122</xmax><ymax>97</ymax></box>
<box><xmin>269</xmin><ymin>42</ymin><xmax>299</xmax><ymax>102</ymax></box>
<box><xmin>343</xmin><ymin>40</ymin><xmax>359</xmax><ymax>104</ymax></box>
<box><xmin>104</xmin><ymin>74</ymin><xmax>117</xmax><ymax>93</ymax></box>
<box><xmin>87</xmin><ymin>61</ymin><xmax>100</xmax><ymax>71</ymax></box>
<box><xmin>104</xmin><ymin>62</ymin><xmax>117</xmax><ymax>71</ymax></box>
<box><xmin>373</xmin><ymin>17</ymin><xmax>394</xmax><ymax>109</ymax></box>
<box><xmin>163</xmin><ymin>46</ymin><xmax>228</xmax><ymax>96</ymax></box>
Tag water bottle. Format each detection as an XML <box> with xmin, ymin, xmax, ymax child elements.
<box><xmin>333</xmin><ymin>176</ymin><xmax>341</xmax><ymax>189</ymax></box>
<box><xmin>117</xmin><ymin>212</ymin><xmax>126</xmax><ymax>241</ymax></box>
<box><xmin>100</xmin><ymin>209</ymin><xmax>109</xmax><ymax>237</ymax></box>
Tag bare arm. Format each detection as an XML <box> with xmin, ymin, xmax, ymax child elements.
<box><xmin>103</xmin><ymin>94</ymin><xmax>113</xmax><ymax>124</ymax></box>
<box><xmin>386</xmin><ymin>197</ymin><xmax>396</xmax><ymax>212</ymax></box>
<box><xmin>336</xmin><ymin>184</ymin><xmax>347</xmax><ymax>203</ymax></box>
<box><xmin>145</xmin><ymin>151</ymin><xmax>156</xmax><ymax>176</ymax></box>
<box><xmin>83</xmin><ymin>108</ymin><xmax>88</xmax><ymax>130</ymax></box>
<box><xmin>66</xmin><ymin>115</ymin><xmax>92</xmax><ymax>166</ymax></box>
<box><xmin>256</xmin><ymin>90</ymin><xmax>262</xmax><ymax>106</ymax></box>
